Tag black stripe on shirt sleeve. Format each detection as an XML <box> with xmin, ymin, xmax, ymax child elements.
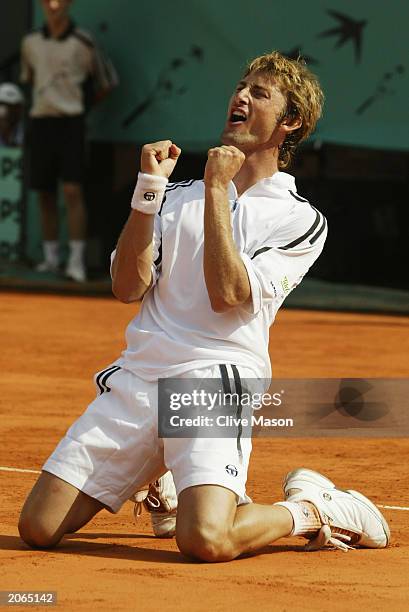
<box><xmin>159</xmin><ymin>179</ymin><xmax>197</xmax><ymax>215</ymax></box>
<box><xmin>251</xmin><ymin>246</ymin><xmax>273</xmax><ymax>260</ymax></box>
<box><xmin>278</xmin><ymin>208</ymin><xmax>321</xmax><ymax>251</ymax></box>
<box><xmin>309</xmin><ymin>215</ymin><xmax>327</xmax><ymax>244</ymax></box>
<box><xmin>288</xmin><ymin>189</ymin><xmax>309</xmax><ymax>203</ymax></box>
<box><xmin>250</xmin><ymin>207</ymin><xmax>326</xmax><ymax>259</ymax></box>
<box><xmin>165</xmin><ymin>179</ymin><xmax>196</xmax><ymax>194</ymax></box>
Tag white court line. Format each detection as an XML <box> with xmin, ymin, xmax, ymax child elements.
<box><xmin>0</xmin><ymin>466</ymin><xmax>41</xmax><ymax>474</ymax></box>
<box><xmin>1</xmin><ymin>466</ymin><xmax>409</xmax><ymax>511</ymax></box>
<box><xmin>377</xmin><ymin>504</ymin><xmax>409</xmax><ymax>511</ymax></box>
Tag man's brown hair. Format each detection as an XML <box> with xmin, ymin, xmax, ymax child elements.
<box><xmin>245</xmin><ymin>51</ymin><xmax>324</xmax><ymax>169</ymax></box>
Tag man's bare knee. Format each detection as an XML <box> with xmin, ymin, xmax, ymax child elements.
<box><xmin>176</xmin><ymin>522</ymin><xmax>234</xmax><ymax>562</ymax></box>
<box><xmin>176</xmin><ymin>485</ymin><xmax>239</xmax><ymax>562</ymax></box>
<box><xmin>18</xmin><ymin>472</ymin><xmax>103</xmax><ymax>548</ymax></box>
<box><xmin>18</xmin><ymin>472</ymin><xmax>77</xmax><ymax>548</ymax></box>
<box><xmin>18</xmin><ymin>513</ymin><xmax>61</xmax><ymax>549</ymax></box>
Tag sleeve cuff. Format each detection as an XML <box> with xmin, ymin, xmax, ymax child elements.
<box><xmin>240</xmin><ymin>253</ymin><xmax>262</xmax><ymax>315</ymax></box>
<box><xmin>110</xmin><ymin>249</ymin><xmax>116</xmax><ymax>279</ymax></box>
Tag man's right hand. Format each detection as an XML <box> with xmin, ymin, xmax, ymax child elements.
<box><xmin>140</xmin><ymin>140</ymin><xmax>181</xmax><ymax>178</ymax></box>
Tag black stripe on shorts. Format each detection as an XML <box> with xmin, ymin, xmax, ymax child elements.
<box><xmin>231</xmin><ymin>365</ymin><xmax>243</xmax><ymax>461</ymax></box>
<box><xmin>219</xmin><ymin>364</ymin><xmax>231</xmax><ymax>394</ymax></box>
<box><xmin>219</xmin><ymin>364</ymin><xmax>243</xmax><ymax>462</ymax></box>
<box><xmin>96</xmin><ymin>365</ymin><xmax>121</xmax><ymax>394</ymax></box>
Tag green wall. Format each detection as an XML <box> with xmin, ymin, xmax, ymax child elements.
<box><xmin>32</xmin><ymin>0</ymin><xmax>408</xmax><ymax>151</ymax></box>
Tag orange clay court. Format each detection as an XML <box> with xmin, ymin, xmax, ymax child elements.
<box><xmin>1</xmin><ymin>291</ymin><xmax>408</xmax><ymax>611</ymax></box>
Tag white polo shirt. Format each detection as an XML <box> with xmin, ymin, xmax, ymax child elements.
<box><xmin>20</xmin><ymin>22</ymin><xmax>117</xmax><ymax>117</ymax></box>
<box><xmin>113</xmin><ymin>172</ymin><xmax>327</xmax><ymax>381</ymax></box>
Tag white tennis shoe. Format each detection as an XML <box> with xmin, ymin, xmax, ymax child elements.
<box><xmin>283</xmin><ymin>468</ymin><xmax>390</xmax><ymax>551</ymax></box>
<box><xmin>65</xmin><ymin>260</ymin><xmax>87</xmax><ymax>283</ymax></box>
<box><xmin>131</xmin><ymin>471</ymin><xmax>177</xmax><ymax>538</ymax></box>
<box><xmin>35</xmin><ymin>260</ymin><xmax>59</xmax><ymax>273</ymax></box>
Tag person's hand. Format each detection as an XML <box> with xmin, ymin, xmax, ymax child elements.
<box><xmin>204</xmin><ymin>145</ymin><xmax>245</xmax><ymax>190</ymax></box>
<box><xmin>140</xmin><ymin>140</ymin><xmax>181</xmax><ymax>178</ymax></box>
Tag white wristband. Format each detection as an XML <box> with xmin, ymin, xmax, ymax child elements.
<box><xmin>131</xmin><ymin>172</ymin><xmax>168</xmax><ymax>214</ymax></box>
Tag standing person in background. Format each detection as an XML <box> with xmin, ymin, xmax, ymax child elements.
<box><xmin>20</xmin><ymin>0</ymin><xmax>117</xmax><ymax>282</ymax></box>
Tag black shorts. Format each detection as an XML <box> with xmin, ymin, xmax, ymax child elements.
<box><xmin>27</xmin><ymin>115</ymin><xmax>86</xmax><ymax>192</ymax></box>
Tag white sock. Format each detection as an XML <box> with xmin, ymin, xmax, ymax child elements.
<box><xmin>43</xmin><ymin>241</ymin><xmax>59</xmax><ymax>265</ymax></box>
<box><xmin>68</xmin><ymin>240</ymin><xmax>85</xmax><ymax>267</ymax></box>
<box><xmin>275</xmin><ymin>501</ymin><xmax>322</xmax><ymax>537</ymax></box>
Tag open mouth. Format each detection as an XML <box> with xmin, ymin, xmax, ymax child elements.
<box><xmin>229</xmin><ymin>111</ymin><xmax>247</xmax><ymax>124</ymax></box>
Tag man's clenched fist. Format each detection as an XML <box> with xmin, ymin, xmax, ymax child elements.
<box><xmin>141</xmin><ymin>140</ymin><xmax>181</xmax><ymax>178</ymax></box>
<box><xmin>204</xmin><ymin>145</ymin><xmax>245</xmax><ymax>190</ymax></box>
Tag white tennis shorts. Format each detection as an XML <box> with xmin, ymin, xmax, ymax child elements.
<box><xmin>43</xmin><ymin>363</ymin><xmax>257</xmax><ymax>512</ymax></box>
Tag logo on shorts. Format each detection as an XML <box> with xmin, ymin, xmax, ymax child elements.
<box><xmin>323</xmin><ymin>492</ymin><xmax>332</xmax><ymax>501</ymax></box>
<box><xmin>144</xmin><ymin>191</ymin><xmax>155</xmax><ymax>201</ymax></box>
<box><xmin>225</xmin><ymin>464</ymin><xmax>238</xmax><ymax>477</ymax></box>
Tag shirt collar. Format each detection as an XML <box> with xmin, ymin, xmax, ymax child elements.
<box><xmin>42</xmin><ymin>20</ymin><xmax>75</xmax><ymax>41</ymax></box>
<box><xmin>264</xmin><ymin>171</ymin><xmax>296</xmax><ymax>190</ymax></box>
<box><xmin>229</xmin><ymin>171</ymin><xmax>296</xmax><ymax>199</ymax></box>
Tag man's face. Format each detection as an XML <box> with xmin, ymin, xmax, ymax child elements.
<box><xmin>221</xmin><ymin>71</ymin><xmax>288</xmax><ymax>152</ymax></box>
<box><xmin>41</xmin><ymin>0</ymin><xmax>71</xmax><ymax>21</ymax></box>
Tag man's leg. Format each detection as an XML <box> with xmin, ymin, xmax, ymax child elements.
<box><xmin>60</xmin><ymin>115</ymin><xmax>87</xmax><ymax>282</ymax></box>
<box><xmin>18</xmin><ymin>366</ymin><xmax>166</xmax><ymax>548</ymax></box>
<box><xmin>176</xmin><ymin>471</ymin><xmax>391</xmax><ymax>561</ymax></box>
<box><xmin>176</xmin><ymin>484</ymin><xmax>294</xmax><ymax>562</ymax></box>
<box><xmin>29</xmin><ymin>117</ymin><xmax>60</xmax><ymax>272</ymax></box>
<box><xmin>62</xmin><ymin>182</ymin><xmax>87</xmax><ymax>281</ymax></box>
<box><xmin>38</xmin><ymin>191</ymin><xmax>59</xmax><ymax>241</ymax></box>
<box><xmin>166</xmin><ymin>364</ymin><xmax>301</xmax><ymax>560</ymax></box>
<box><xmin>62</xmin><ymin>182</ymin><xmax>87</xmax><ymax>240</ymax></box>
<box><xmin>18</xmin><ymin>471</ymin><xmax>104</xmax><ymax>549</ymax></box>
<box><xmin>36</xmin><ymin>191</ymin><xmax>59</xmax><ymax>271</ymax></box>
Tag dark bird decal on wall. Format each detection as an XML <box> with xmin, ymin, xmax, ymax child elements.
<box><xmin>122</xmin><ymin>46</ymin><xmax>204</xmax><ymax>128</ymax></box>
<box><xmin>318</xmin><ymin>10</ymin><xmax>367</xmax><ymax>63</ymax></box>
<box><xmin>356</xmin><ymin>64</ymin><xmax>405</xmax><ymax>115</ymax></box>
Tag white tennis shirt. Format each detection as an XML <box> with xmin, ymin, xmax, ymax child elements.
<box><xmin>113</xmin><ymin>172</ymin><xmax>327</xmax><ymax>380</ymax></box>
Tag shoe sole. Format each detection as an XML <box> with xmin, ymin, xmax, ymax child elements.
<box><xmin>35</xmin><ymin>266</ymin><xmax>59</xmax><ymax>273</ymax></box>
<box><xmin>65</xmin><ymin>274</ymin><xmax>86</xmax><ymax>283</ymax></box>
<box><xmin>348</xmin><ymin>490</ymin><xmax>390</xmax><ymax>547</ymax></box>
<box><xmin>152</xmin><ymin>516</ymin><xmax>176</xmax><ymax>538</ymax></box>
<box><xmin>153</xmin><ymin>529</ymin><xmax>176</xmax><ymax>538</ymax></box>
<box><xmin>283</xmin><ymin>468</ymin><xmax>336</xmax><ymax>495</ymax></box>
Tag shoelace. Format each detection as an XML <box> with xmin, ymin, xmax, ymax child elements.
<box><xmin>133</xmin><ymin>501</ymin><xmax>143</xmax><ymax>520</ymax></box>
<box><xmin>133</xmin><ymin>491</ymin><xmax>162</xmax><ymax>522</ymax></box>
<box><xmin>305</xmin><ymin>525</ymin><xmax>354</xmax><ymax>552</ymax></box>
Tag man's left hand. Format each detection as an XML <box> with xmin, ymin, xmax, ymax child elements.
<box><xmin>204</xmin><ymin>145</ymin><xmax>245</xmax><ymax>191</ymax></box>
